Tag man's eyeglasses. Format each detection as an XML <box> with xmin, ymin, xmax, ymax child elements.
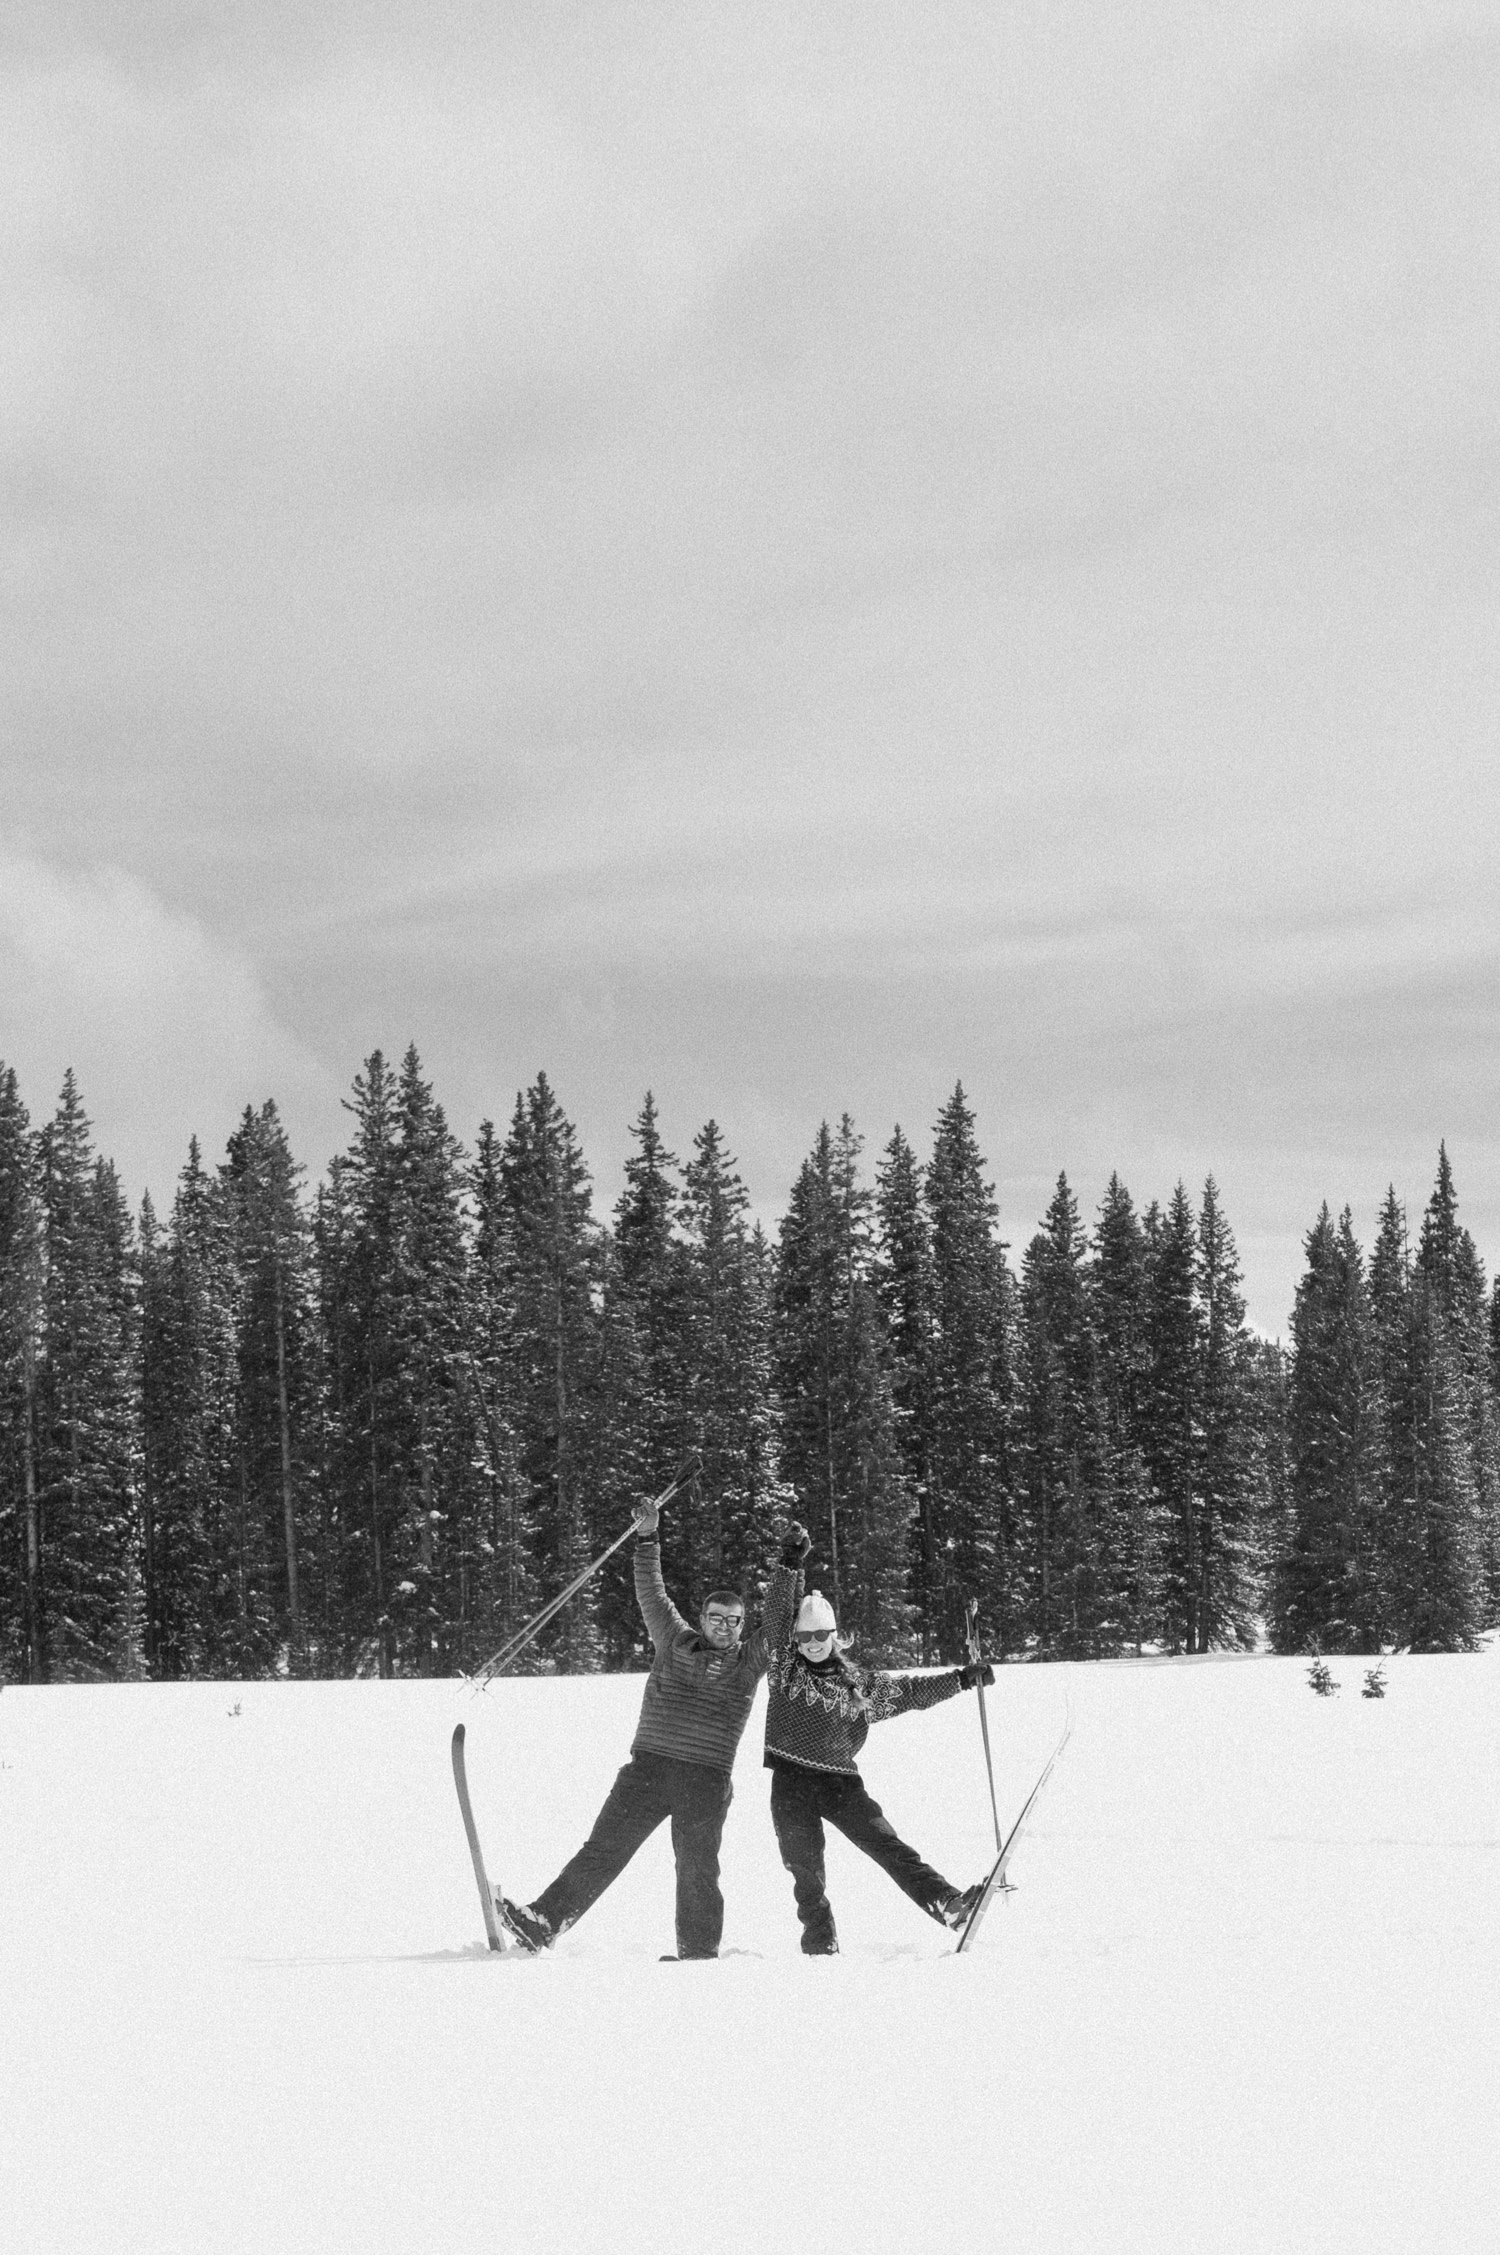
<box><xmin>704</xmin><ymin>1611</ymin><xmax>744</xmax><ymax>1631</ymax></box>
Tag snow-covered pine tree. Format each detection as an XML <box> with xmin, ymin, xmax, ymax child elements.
<box><xmin>678</xmin><ymin>1121</ymin><xmax>788</xmax><ymax>1617</ymax></box>
<box><xmin>0</xmin><ymin>1065</ymin><xmax>44</xmax><ymax>1682</ymax></box>
<box><xmin>144</xmin><ymin>1141</ymin><xmax>250</xmax><ymax>1675</ymax></box>
<box><xmin>1016</xmin><ymin>1174</ymin><xmax>1107</xmax><ymax>1657</ymax></box>
<box><xmin>1404</xmin><ymin>1272</ymin><xmax>1480</xmax><ymax>1651</ymax></box>
<box><xmin>137</xmin><ymin>1192</ymin><xmax>175</xmax><ymax>1674</ymax></box>
<box><xmin>495</xmin><ymin>1074</ymin><xmax>604</xmax><ymax>1671</ymax></box>
<box><xmin>87</xmin><ymin>1154</ymin><xmax>144</xmax><ymax>1674</ymax></box>
<box><xmin>873</xmin><ymin>1126</ymin><xmax>934</xmax><ymax>1555</ymax></box>
<box><xmin>319</xmin><ymin>1052</ymin><xmax>401</xmax><ymax>1674</ymax></box>
<box><xmin>220</xmin><ymin>1101</ymin><xmax>315</xmax><ymax>1668</ymax></box>
<box><xmin>464</xmin><ymin>1119</ymin><xmax>534</xmax><ymax>1665</ymax></box>
<box><xmin>1415</xmin><ymin>1147</ymin><xmax>1500</xmax><ymax>1624</ymax></box>
<box><xmin>1274</xmin><ymin>1205</ymin><xmax>1380</xmax><ymax>1654</ymax></box>
<box><xmin>311</xmin><ymin>1160</ymin><xmax>358</xmax><ymax>1666</ymax></box>
<box><xmin>1142</xmin><ymin>1183</ymin><xmax>1203</xmax><ymax>1654</ymax></box>
<box><xmin>922</xmin><ymin>1087</ymin><xmax>1015</xmax><ymax>1663</ymax></box>
<box><xmin>382</xmin><ymin>1047</ymin><xmax>477</xmax><ymax>1675</ymax></box>
<box><xmin>594</xmin><ymin>1095</ymin><xmax>691</xmax><ymax>1659</ymax></box>
<box><xmin>775</xmin><ymin>1119</ymin><xmax>913</xmax><ymax>1653</ymax></box>
<box><xmin>775</xmin><ymin>1123</ymin><xmax>845</xmax><ymax>1608</ymax></box>
<box><xmin>33</xmin><ymin>1074</ymin><xmax>140</xmax><ymax>1680</ymax></box>
<box><xmin>1191</xmin><ymin>1179</ymin><xmax>1262</xmax><ymax>1651</ymax></box>
<box><xmin>1089</xmin><ymin>1174</ymin><xmax>1159</xmax><ymax>1653</ymax></box>
<box><xmin>1249</xmin><ymin>1331</ymin><xmax>1292</xmax><ymax>1625</ymax></box>
<box><xmin>1369</xmin><ymin>1186</ymin><xmax>1481</xmax><ymax>1652</ymax></box>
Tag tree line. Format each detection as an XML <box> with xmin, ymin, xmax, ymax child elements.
<box><xmin>1</xmin><ymin>1050</ymin><xmax>1496</xmax><ymax>1682</ymax></box>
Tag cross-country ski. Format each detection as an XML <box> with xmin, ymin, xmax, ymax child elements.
<box><xmin>955</xmin><ymin>1708</ymin><xmax>1074</xmax><ymax>1953</ymax></box>
<box><xmin>450</xmin><ymin>1722</ymin><xmax>506</xmax><ymax>1952</ymax></box>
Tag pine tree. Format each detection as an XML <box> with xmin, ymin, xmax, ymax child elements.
<box><xmin>311</xmin><ymin>1161</ymin><xmax>357</xmax><ymax>1667</ymax></box>
<box><xmin>1403</xmin><ymin>1273</ymin><xmax>1481</xmax><ymax>1650</ymax></box>
<box><xmin>321</xmin><ymin>1052</ymin><xmax>401</xmax><ymax>1674</ymax></box>
<box><xmin>142</xmin><ymin>1141</ymin><xmax>246</xmax><ymax>1675</ymax></box>
<box><xmin>319</xmin><ymin>1051</ymin><xmax>526</xmax><ymax>1676</ymax></box>
<box><xmin>1249</xmin><ymin>1332</ymin><xmax>1291</xmax><ymax>1622</ymax></box>
<box><xmin>464</xmin><ymin>1119</ymin><xmax>535</xmax><ymax>1664</ymax></box>
<box><xmin>0</xmin><ymin>1065</ymin><xmax>44</xmax><ymax>1682</ymax></box>
<box><xmin>1415</xmin><ymin>1146</ymin><xmax>1500</xmax><ymax>1622</ymax></box>
<box><xmin>221</xmin><ymin>1101</ymin><xmax>315</xmax><ymax>1665</ymax></box>
<box><xmin>1142</xmin><ymin>1183</ymin><xmax>1203</xmax><ymax>1654</ymax></box>
<box><xmin>594</xmin><ymin>1095</ymin><xmax>690</xmax><ymax>1658</ymax></box>
<box><xmin>1275</xmin><ymin>1205</ymin><xmax>1380</xmax><ymax>1653</ymax></box>
<box><xmin>496</xmin><ymin>1074</ymin><xmax>604</xmax><ymax>1669</ymax></box>
<box><xmin>33</xmin><ymin>1074</ymin><xmax>140</xmax><ymax>1679</ymax></box>
<box><xmin>88</xmin><ymin>1155</ymin><xmax>145</xmax><ymax>1675</ymax></box>
<box><xmin>922</xmin><ymin>1087</ymin><xmax>1015</xmax><ymax>1662</ymax></box>
<box><xmin>1089</xmin><ymin>1175</ymin><xmax>1158</xmax><ymax>1652</ymax></box>
<box><xmin>776</xmin><ymin>1122</ymin><xmax>847</xmax><ymax>1608</ymax></box>
<box><xmin>1369</xmin><ymin>1186</ymin><xmax>1480</xmax><ymax>1652</ymax></box>
<box><xmin>678</xmin><ymin>1122</ymin><xmax>788</xmax><ymax>1615</ymax></box>
<box><xmin>775</xmin><ymin>1119</ymin><xmax>913</xmax><ymax>1654</ymax></box>
<box><xmin>874</xmin><ymin>1126</ymin><xmax>935</xmax><ymax>1588</ymax></box>
<box><xmin>1369</xmin><ymin>1187</ymin><xmax>1416</xmax><ymax>1632</ymax></box>
<box><xmin>382</xmin><ymin>1047</ymin><xmax>478</xmax><ymax>1675</ymax></box>
<box><xmin>140</xmin><ymin>1183</ymin><xmax>185</xmax><ymax>1674</ymax></box>
<box><xmin>1016</xmin><ymin>1175</ymin><xmax>1107</xmax><ymax>1657</ymax></box>
<box><xmin>1193</xmin><ymin>1178</ymin><xmax>1264</xmax><ymax>1651</ymax></box>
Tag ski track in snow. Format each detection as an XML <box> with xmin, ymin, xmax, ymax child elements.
<box><xmin>5</xmin><ymin>1649</ymin><xmax>1500</xmax><ymax>2254</ymax></box>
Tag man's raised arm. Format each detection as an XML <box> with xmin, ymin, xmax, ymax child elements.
<box><xmin>631</xmin><ymin>1490</ymin><xmax>690</xmax><ymax>1650</ymax></box>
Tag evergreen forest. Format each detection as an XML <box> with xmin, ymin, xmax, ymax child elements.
<box><xmin>2</xmin><ymin>1050</ymin><xmax>1497</xmax><ymax>1683</ymax></box>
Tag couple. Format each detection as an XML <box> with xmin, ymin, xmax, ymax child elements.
<box><xmin>495</xmin><ymin>1496</ymin><xmax>993</xmax><ymax>1959</ymax></box>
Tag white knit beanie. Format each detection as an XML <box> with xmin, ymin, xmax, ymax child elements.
<box><xmin>796</xmin><ymin>1591</ymin><xmax>837</xmax><ymax>1635</ymax></box>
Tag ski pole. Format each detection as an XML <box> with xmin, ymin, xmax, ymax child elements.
<box><xmin>471</xmin><ymin>1455</ymin><xmax>698</xmax><ymax>1689</ymax></box>
<box><xmin>965</xmin><ymin>1596</ymin><xmax>1003</xmax><ymax>1855</ymax></box>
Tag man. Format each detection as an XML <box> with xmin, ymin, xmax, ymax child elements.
<box><xmin>497</xmin><ymin>1504</ymin><xmax>810</xmax><ymax>1960</ymax></box>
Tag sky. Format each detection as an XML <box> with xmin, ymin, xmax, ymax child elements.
<box><xmin>3</xmin><ymin>0</ymin><xmax>1499</xmax><ymax>1334</ymax></box>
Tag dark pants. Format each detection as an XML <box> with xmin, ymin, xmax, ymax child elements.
<box><xmin>533</xmin><ymin>1752</ymin><xmax>733</xmax><ymax>1958</ymax></box>
<box><xmin>770</xmin><ymin>1762</ymin><xmax>954</xmax><ymax>1954</ymax></box>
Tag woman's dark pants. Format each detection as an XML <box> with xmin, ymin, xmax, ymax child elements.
<box><xmin>770</xmin><ymin>1762</ymin><xmax>954</xmax><ymax>1954</ymax></box>
<box><xmin>532</xmin><ymin>1752</ymin><xmax>733</xmax><ymax>1958</ymax></box>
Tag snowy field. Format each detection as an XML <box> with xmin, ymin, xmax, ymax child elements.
<box><xmin>5</xmin><ymin>1646</ymin><xmax>1500</xmax><ymax>2255</ymax></box>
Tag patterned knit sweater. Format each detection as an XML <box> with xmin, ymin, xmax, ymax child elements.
<box><xmin>629</xmin><ymin>1540</ymin><xmax>799</xmax><ymax>1772</ymax></box>
<box><xmin>763</xmin><ymin>1570</ymin><xmax>968</xmax><ymax>1777</ymax></box>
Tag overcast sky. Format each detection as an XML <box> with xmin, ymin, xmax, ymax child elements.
<box><xmin>4</xmin><ymin>0</ymin><xmax>1499</xmax><ymax>1333</ymax></box>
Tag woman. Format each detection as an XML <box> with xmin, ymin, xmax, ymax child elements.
<box><xmin>764</xmin><ymin>1537</ymin><xmax>994</xmax><ymax>1955</ymax></box>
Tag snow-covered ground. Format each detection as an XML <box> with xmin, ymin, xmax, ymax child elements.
<box><xmin>5</xmin><ymin>1644</ymin><xmax>1499</xmax><ymax>2254</ymax></box>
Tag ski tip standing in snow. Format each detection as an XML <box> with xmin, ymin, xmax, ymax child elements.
<box><xmin>451</xmin><ymin>1722</ymin><xmax>506</xmax><ymax>1953</ymax></box>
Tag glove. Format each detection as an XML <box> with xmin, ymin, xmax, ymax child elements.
<box><xmin>958</xmin><ymin>1661</ymin><xmax>995</xmax><ymax>1690</ymax></box>
<box><xmin>633</xmin><ymin>1496</ymin><xmax>661</xmax><ymax>1539</ymax></box>
<box><xmin>780</xmin><ymin>1523</ymin><xmax>811</xmax><ymax>1567</ymax></box>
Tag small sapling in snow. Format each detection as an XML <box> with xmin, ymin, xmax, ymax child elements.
<box><xmin>1361</xmin><ymin>1666</ymin><xmax>1386</xmax><ymax>1700</ymax></box>
<box><xmin>1306</xmin><ymin>1657</ymin><xmax>1339</xmax><ymax>1696</ymax></box>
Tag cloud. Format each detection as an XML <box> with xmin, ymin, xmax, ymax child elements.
<box><xmin>0</xmin><ymin>842</ymin><xmax>342</xmax><ymax>1205</ymax></box>
<box><xmin>3</xmin><ymin>3</ymin><xmax>1499</xmax><ymax>1332</ymax></box>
